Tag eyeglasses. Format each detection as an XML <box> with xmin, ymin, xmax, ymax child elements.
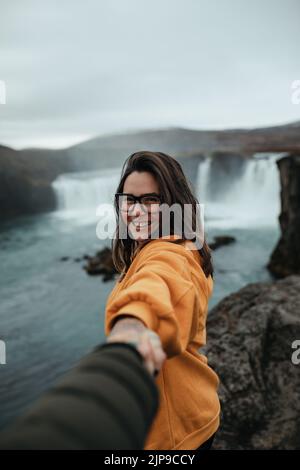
<box><xmin>115</xmin><ymin>192</ymin><xmax>161</xmax><ymax>213</ymax></box>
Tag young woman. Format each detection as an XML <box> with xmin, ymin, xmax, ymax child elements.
<box><xmin>105</xmin><ymin>151</ymin><xmax>220</xmax><ymax>450</ymax></box>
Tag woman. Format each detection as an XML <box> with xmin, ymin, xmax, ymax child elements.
<box><xmin>105</xmin><ymin>151</ymin><xmax>220</xmax><ymax>450</ymax></box>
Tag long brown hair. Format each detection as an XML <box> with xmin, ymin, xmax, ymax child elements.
<box><xmin>111</xmin><ymin>151</ymin><xmax>214</xmax><ymax>279</ymax></box>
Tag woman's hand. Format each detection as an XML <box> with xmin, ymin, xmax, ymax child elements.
<box><xmin>106</xmin><ymin>316</ymin><xmax>167</xmax><ymax>377</ymax></box>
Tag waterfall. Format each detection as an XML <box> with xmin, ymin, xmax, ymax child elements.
<box><xmin>51</xmin><ymin>155</ymin><xmax>283</xmax><ymax>229</ymax></box>
<box><xmin>197</xmin><ymin>157</ymin><xmax>212</xmax><ymax>202</ymax></box>
<box><xmin>51</xmin><ymin>168</ymin><xmax>121</xmax><ymax>224</ymax></box>
<box><xmin>196</xmin><ymin>153</ymin><xmax>284</xmax><ymax>228</ymax></box>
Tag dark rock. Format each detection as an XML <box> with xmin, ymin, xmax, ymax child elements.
<box><xmin>83</xmin><ymin>247</ymin><xmax>117</xmax><ymax>281</ymax></box>
<box><xmin>268</xmin><ymin>154</ymin><xmax>300</xmax><ymax>278</ymax></box>
<box><xmin>205</xmin><ymin>275</ymin><xmax>300</xmax><ymax>450</ymax></box>
<box><xmin>60</xmin><ymin>256</ymin><xmax>70</xmax><ymax>262</ymax></box>
<box><xmin>209</xmin><ymin>235</ymin><xmax>236</xmax><ymax>250</ymax></box>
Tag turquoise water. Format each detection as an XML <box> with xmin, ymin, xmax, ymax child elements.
<box><xmin>0</xmin><ymin>212</ymin><xmax>113</xmax><ymax>429</ymax></box>
<box><xmin>0</xmin><ymin>208</ymin><xmax>280</xmax><ymax>429</ymax></box>
<box><xmin>207</xmin><ymin>225</ymin><xmax>279</xmax><ymax>309</ymax></box>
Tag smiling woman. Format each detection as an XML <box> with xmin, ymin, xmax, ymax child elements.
<box><xmin>105</xmin><ymin>151</ymin><xmax>220</xmax><ymax>450</ymax></box>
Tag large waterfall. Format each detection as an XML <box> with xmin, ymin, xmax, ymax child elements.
<box><xmin>51</xmin><ymin>154</ymin><xmax>283</xmax><ymax>229</ymax></box>
<box><xmin>196</xmin><ymin>153</ymin><xmax>283</xmax><ymax>228</ymax></box>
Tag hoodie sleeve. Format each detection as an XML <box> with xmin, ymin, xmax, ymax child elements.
<box><xmin>105</xmin><ymin>244</ymin><xmax>205</xmax><ymax>359</ymax></box>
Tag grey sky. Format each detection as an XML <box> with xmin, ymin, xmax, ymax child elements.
<box><xmin>0</xmin><ymin>0</ymin><xmax>300</xmax><ymax>149</ymax></box>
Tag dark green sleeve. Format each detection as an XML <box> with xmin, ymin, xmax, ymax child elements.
<box><xmin>0</xmin><ymin>342</ymin><xmax>159</xmax><ymax>449</ymax></box>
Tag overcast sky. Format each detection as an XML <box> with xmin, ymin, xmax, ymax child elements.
<box><xmin>0</xmin><ymin>0</ymin><xmax>300</xmax><ymax>149</ymax></box>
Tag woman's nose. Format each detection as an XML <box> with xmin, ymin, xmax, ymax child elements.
<box><xmin>128</xmin><ymin>203</ymin><xmax>143</xmax><ymax>217</ymax></box>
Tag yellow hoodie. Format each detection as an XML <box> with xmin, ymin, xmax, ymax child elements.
<box><xmin>105</xmin><ymin>235</ymin><xmax>220</xmax><ymax>450</ymax></box>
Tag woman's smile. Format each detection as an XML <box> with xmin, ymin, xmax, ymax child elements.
<box><xmin>128</xmin><ymin>218</ymin><xmax>153</xmax><ymax>233</ymax></box>
<box><xmin>129</xmin><ymin>218</ymin><xmax>152</xmax><ymax>228</ymax></box>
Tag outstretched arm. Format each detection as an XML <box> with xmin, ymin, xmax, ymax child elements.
<box><xmin>107</xmin><ymin>315</ymin><xmax>167</xmax><ymax>377</ymax></box>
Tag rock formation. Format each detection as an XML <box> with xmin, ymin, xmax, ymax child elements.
<box><xmin>83</xmin><ymin>247</ymin><xmax>117</xmax><ymax>281</ymax></box>
<box><xmin>209</xmin><ymin>235</ymin><xmax>236</xmax><ymax>250</ymax></box>
<box><xmin>0</xmin><ymin>145</ymin><xmax>69</xmax><ymax>219</ymax></box>
<box><xmin>268</xmin><ymin>154</ymin><xmax>300</xmax><ymax>278</ymax></box>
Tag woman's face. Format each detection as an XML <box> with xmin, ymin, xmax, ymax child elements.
<box><xmin>121</xmin><ymin>171</ymin><xmax>161</xmax><ymax>243</ymax></box>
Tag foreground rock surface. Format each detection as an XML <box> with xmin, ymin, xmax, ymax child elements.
<box><xmin>205</xmin><ymin>275</ymin><xmax>300</xmax><ymax>450</ymax></box>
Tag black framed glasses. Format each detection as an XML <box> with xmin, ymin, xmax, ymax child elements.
<box><xmin>115</xmin><ymin>192</ymin><xmax>161</xmax><ymax>213</ymax></box>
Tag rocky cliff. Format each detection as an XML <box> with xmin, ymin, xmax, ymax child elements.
<box><xmin>205</xmin><ymin>275</ymin><xmax>300</xmax><ymax>450</ymax></box>
<box><xmin>0</xmin><ymin>146</ymin><xmax>70</xmax><ymax>219</ymax></box>
<box><xmin>268</xmin><ymin>154</ymin><xmax>300</xmax><ymax>278</ymax></box>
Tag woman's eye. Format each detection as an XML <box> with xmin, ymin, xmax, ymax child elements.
<box><xmin>143</xmin><ymin>198</ymin><xmax>160</xmax><ymax>205</ymax></box>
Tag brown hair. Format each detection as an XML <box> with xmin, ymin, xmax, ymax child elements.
<box><xmin>111</xmin><ymin>151</ymin><xmax>214</xmax><ymax>279</ymax></box>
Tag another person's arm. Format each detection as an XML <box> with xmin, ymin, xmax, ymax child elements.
<box><xmin>0</xmin><ymin>342</ymin><xmax>160</xmax><ymax>450</ymax></box>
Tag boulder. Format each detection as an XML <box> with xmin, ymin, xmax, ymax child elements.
<box><xmin>209</xmin><ymin>235</ymin><xmax>236</xmax><ymax>250</ymax></box>
<box><xmin>83</xmin><ymin>247</ymin><xmax>117</xmax><ymax>281</ymax></box>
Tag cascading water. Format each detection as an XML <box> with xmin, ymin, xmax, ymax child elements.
<box><xmin>51</xmin><ymin>167</ymin><xmax>121</xmax><ymax>225</ymax></box>
<box><xmin>196</xmin><ymin>153</ymin><xmax>284</xmax><ymax>228</ymax></box>
<box><xmin>197</xmin><ymin>157</ymin><xmax>212</xmax><ymax>203</ymax></box>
